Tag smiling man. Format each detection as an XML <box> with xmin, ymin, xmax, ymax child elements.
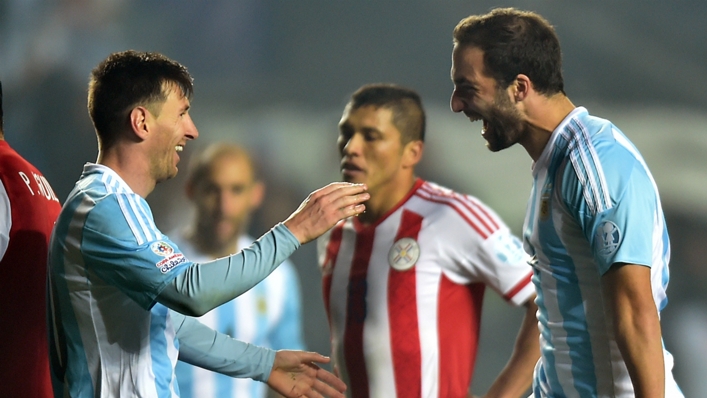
<box><xmin>317</xmin><ymin>83</ymin><xmax>539</xmax><ymax>398</ymax></box>
<box><xmin>450</xmin><ymin>8</ymin><xmax>683</xmax><ymax>397</ymax></box>
<box><xmin>47</xmin><ymin>50</ymin><xmax>368</xmax><ymax>398</ymax></box>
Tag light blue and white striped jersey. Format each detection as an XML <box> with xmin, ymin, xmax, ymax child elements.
<box><xmin>173</xmin><ymin>234</ymin><xmax>305</xmax><ymax>398</ymax></box>
<box><xmin>523</xmin><ymin>107</ymin><xmax>683</xmax><ymax>397</ymax></box>
<box><xmin>48</xmin><ymin>163</ymin><xmax>192</xmax><ymax>397</ymax></box>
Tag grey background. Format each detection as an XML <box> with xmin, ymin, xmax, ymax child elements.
<box><xmin>2</xmin><ymin>1</ymin><xmax>706</xmax><ymax>395</ymax></box>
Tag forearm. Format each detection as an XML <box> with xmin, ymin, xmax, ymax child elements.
<box><xmin>613</xmin><ymin>302</ymin><xmax>664</xmax><ymax>397</ymax></box>
<box><xmin>484</xmin><ymin>299</ymin><xmax>540</xmax><ymax>398</ymax></box>
<box><xmin>172</xmin><ymin>311</ymin><xmax>276</xmax><ymax>382</ymax></box>
<box><xmin>158</xmin><ymin>224</ymin><xmax>300</xmax><ymax>315</ymax></box>
<box><xmin>603</xmin><ymin>263</ymin><xmax>664</xmax><ymax>398</ymax></box>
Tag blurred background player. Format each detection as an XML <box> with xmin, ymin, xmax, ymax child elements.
<box><xmin>0</xmin><ymin>80</ymin><xmax>62</xmax><ymax>396</ymax></box>
<box><xmin>173</xmin><ymin>142</ymin><xmax>305</xmax><ymax>398</ymax></box>
<box><xmin>318</xmin><ymin>83</ymin><xmax>539</xmax><ymax>398</ymax></box>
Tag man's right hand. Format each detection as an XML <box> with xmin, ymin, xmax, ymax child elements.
<box><xmin>284</xmin><ymin>182</ymin><xmax>368</xmax><ymax>244</ymax></box>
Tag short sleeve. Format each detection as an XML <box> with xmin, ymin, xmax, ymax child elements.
<box><xmin>81</xmin><ymin>194</ymin><xmax>193</xmax><ymax>309</ymax></box>
<box><xmin>470</xmin><ymin>228</ymin><xmax>535</xmax><ymax>306</ymax></box>
<box><xmin>561</xmin><ymin>142</ymin><xmax>659</xmax><ymax>275</ymax></box>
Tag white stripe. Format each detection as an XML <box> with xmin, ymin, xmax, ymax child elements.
<box><xmin>577</xmin><ymin>123</ymin><xmax>612</xmax><ymax>211</ymax></box>
<box><xmin>414</xmin><ymin>243</ymin><xmax>441</xmax><ymax>398</ymax></box>
<box><xmin>365</xmin><ymin>213</ymin><xmax>397</xmax><ymax>398</ymax></box>
<box><xmin>103</xmin><ymin>174</ymin><xmax>145</xmax><ymax>245</ymax></box>
<box><xmin>126</xmin><ymin>193</ymin><xmax>155</xmax><ymax>242</ymax></box>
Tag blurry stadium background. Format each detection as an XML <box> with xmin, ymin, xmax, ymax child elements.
<box><xmin>2</xmin><ymin>1</ymin><xmax>706</xmax><ymax>395</ymax></box>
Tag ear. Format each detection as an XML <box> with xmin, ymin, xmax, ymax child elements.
<box><xmin>250</xmin><ymin>181</ymin><xmax>265</xmax><ymax>209</ymax></box>
<box><xmin>402</xmin><ymin>140</ymin><xmax>424</xmax><ymax>169</ymax></box>
<box><xmin>129</xmin><ymin>106</ymin><xmax>151</xmax><ymax>140</ymax></box>
<box><xmin>512</xmin><ymin>74</ymin><xmax>532</xmax><ymax>102</ymax></box>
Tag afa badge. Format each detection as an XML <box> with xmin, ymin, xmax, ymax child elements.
<box><xmin>539</xmin><ymin>181</ymin><xmax>553</xmax><ymax>221</ymax></box>
<box><xmin>388</xmin><ymin>237</ymin><xmax>420</xmax><ymax>271</ymax></box>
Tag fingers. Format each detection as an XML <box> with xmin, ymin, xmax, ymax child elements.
<box><xmin>314</xmin><ymin>367</ymin><xmax>347</xmax><ymax>393</ymax></box>
<box><xmin>304</xmin><ymin>371</ymin><xmax>347</xmax><ymax>398</ymax></box>
<box><xmin>294</xmin><ymin>351</ymin><xmax>331</xmax><ymax>365</ymax></box>
<box><xmin>284</xmin><ymin>182</ymin><xmax>369</xmax><ymax>244</ymax></box>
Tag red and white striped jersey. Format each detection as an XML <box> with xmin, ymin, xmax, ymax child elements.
<box><xmin>317</xmin><ymin>179</ymin><xmax>534</xmax><ymax>398</ymax></box>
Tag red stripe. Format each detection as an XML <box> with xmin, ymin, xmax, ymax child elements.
<box><xmin>343</xmin><ymin>226</ymin><xmax>375</xmax><ymax>398</ymax></box>
<box><xmin>418</xmin><ymin>184</ymin><xmax>500</xmax><ymax>237</ymax></box>
<box><xmin>503</xmin><ymin>272</ymin><xmax>533</xmax><ymax>302</ymax></box>
<box><xmin>388</xmin><ymin>210</ymin><xmax>423</xmax><ymax>398</ymax></box>
<box><xmin>322</xmin><ymin>223</ymin><xmax>345</xmax><ymax>327</ymax></box>
<box><xmin>414</xmin><ymin>192</ymin><xmax>490</xmax><ymax>239</ymax></box>
<box><xmin>438</xmin><ymin>277</ymin><xmax>485</xmax><ymax>398</ymax></box>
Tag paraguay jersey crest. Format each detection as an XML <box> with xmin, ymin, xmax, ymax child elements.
<box><xmin>388</xmin><ymin>237</ymin><xmax>420</xmax><ymax>271</ymax></box>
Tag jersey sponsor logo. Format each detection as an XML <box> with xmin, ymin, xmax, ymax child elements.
<box><xmin>596</xmin><ymin>220</ymin><xmax>621</xmax><ymax>257</ymax></box>
<box><xmin>388</xmin><ymin>237</ymin><xmax>420</xmax><ymax>271</ymax></box>
<box><xmin>492</xmin><ymin>233</ymin><xmax>526</xmax><ymax>264</ymax></box>
<box><xmin>151</xmin><ymin>241</ymin><xmax>174</xmax><ymax>257</ymax></box>
<box><xmin>156</xmin><ymin>253</ymin><xmax>186</xmax><ymax>273</ymax></box>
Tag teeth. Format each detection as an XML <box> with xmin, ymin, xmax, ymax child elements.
<box><xmin>176</xmin><ymin>145</ymin><xmax>183</xmax><ymax>152</ymax></box>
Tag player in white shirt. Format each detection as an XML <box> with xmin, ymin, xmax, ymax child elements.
<box><xmin>172</xmin><ymin>143</ymin><xmax>305</xmax><ymax>398</ymax></box>
<box><xmin>318</xmin><ymin>83</ymin><xmax>540</xmax><ymax>398</ymax></box>
<box><xmin>450</xmin><ymin>8</ymin><xmax>683</xmax><ymax>397</ymax></box>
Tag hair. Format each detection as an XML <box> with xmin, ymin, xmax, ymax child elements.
<box><xmin>186</xmin><ymin>142</ymin><xmax>260</xmax><ymax>189</ymax></box>
<box><xmin>453</xmin><ymin>7</ymin><xmax>565</xmax><ymax>95</ymax></box>
<box><xmin>87</xmin><ymin>50</ymin><xmax>194</xmax><ymax>149</ymax></box>
<box><xmin>346</xmin><ymin>83</ymin><xmax>426</xmax><ymax>143</ymax></box>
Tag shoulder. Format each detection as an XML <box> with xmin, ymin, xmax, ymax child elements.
<box><xmin>411</xmin><ymin>181</ymin><xmax>506</xmax><ymax>239</ymax></box>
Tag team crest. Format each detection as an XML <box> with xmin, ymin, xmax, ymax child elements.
<box><xmin>388</xmin><ymin>237</ymin><xmax>420</xmax><ymax>271</ymax></box>
<box><xmin>151</xmin><ymin>241</ymin><xmax>174</xmax><ymax>257</ymax></box>
<box><xmin>596</xmin><ymin>221</ymin><xmax>621</xmax><ymax>258</ymax></box>
<box><xmin>539</xmin><ymin>181</ymin><xmax>553</xmax><ymax>220</ymax></box>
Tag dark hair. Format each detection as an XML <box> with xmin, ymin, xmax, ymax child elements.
<box><xmin>87</xmin><ymin>50</ymin><xmax>194</xmax><ymax>148</ymax></box>
<box><xmin>346</xmin><ymin>83</ymin><xmax>426</xmax><ymax>143</ymax></box>
<box><xmin>453</xmin><ymin>8</ymin><xmax>565</xmax><ymax>95</ymax></box>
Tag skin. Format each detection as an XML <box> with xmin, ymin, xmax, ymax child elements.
<box><xmin>97</xmin><ymin>82</ymin><xmax>369</xmax><ymax>397</ymax></box>
<box><xmin>451</xmin><ymin>43</ymin><xmax>665</xmax><ymax>398</ymax></box>
<box><xmin>337</xmin><ymin>105</ymin><xmax>422</xmax><ymax>223</ymax></box>
<box><xmin>338</xmin><ymin>102</ymin><xmax>540</xmax><ymax>398</ymax></box>
<box><xmin>186</xmin><ymin>151</ymin><xmax>265</xmax><ymax>258</ymax></box>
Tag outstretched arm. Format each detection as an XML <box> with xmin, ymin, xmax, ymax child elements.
<box><xmin>602</xmin><ymin>263</ymin><xmax>664</xmax><ymax>398</ymax></box>
<box><xmin>158</xmin><ymin>182</ymin><xmax>368</xmax><ymax>316</ymax></box>
<box><xmin>481</xmin><ymin>296</ymin><xmax>540</xmax><ymax>398</ymax></box>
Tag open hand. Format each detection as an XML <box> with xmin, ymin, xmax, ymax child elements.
<box><xmin>267</xmin><ymin>350</ymin><xmax>347</xmax><ymax>398</ymax></box>
<box><xmin>284</xmin><ymin>182</ymin><xmax>368</xmax><ymax>244</ymax></box>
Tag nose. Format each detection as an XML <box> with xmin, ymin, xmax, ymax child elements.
<box><xmin>185</xmin><ymin>114</ymin><xmax>199</xmax><ymax>140</ymax></box>
<box><xmin>341</xmin><ymin>133</ymin><xmax>363</xmax><ymax>156</ymax></box>
<box><xmin>450</xmin><ymin>90</ymin><xmax>465</xmax><ymax>113</ymax></box>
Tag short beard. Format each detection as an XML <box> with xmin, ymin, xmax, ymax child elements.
<box><xmin>484</xmin><ymin>89</ymin><xmax>527</xmax><ymax>152</ymax></box>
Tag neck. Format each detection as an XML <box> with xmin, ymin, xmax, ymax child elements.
<box><xmin>519</xmin><ymin>94</ymin><xmax>575</xmax><ymax>162</ymax></box>
<box><xmin>358</xmin><ymin>175</ymin><xmax>417</xmax><ymax>224</ymax></box>
<box><xmin>97</xmin><ymin>145</ymin><xmax>156</xmax><ymax>198</ymax></box>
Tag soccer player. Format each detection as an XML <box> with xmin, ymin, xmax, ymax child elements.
<box><xmin>450</xmin><ymin>8</ymin><xmax>683</xmax><ymax>397</ymax></box>
<box><xmin>173</xmin><ymin>142</ymin><xmax>305</xmax><ymax>398</ymax></box>
<box><xmin>0</xmin><ymin>80</ymin><xmax>62</xmax><ymax>397</ymax></box>
<box><xmin>318</xmin><ymin>83</ymin><xmax>539</xmax><ymax>398</ymax></box>
<box><xmin>47</xmin><ymin>50</ymin><xmax>368</xmax><ymax>398</ymax></box>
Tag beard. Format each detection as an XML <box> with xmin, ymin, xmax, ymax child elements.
<box><xmin>482</xmin><ymin>89</ymin><xmax>528</xmax><ymax>152</ymax></box>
